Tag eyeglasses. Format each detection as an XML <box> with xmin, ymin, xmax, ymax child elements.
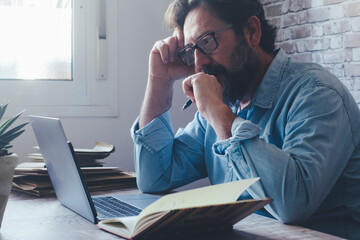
<box><xmin>177</xmin><ymin>24</ymin><xmax>233</xmax><ymax>66</ymax></box>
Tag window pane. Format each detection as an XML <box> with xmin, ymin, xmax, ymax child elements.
<box><xmin>0</xmin><ymin>0</ymin><xmax>72</xmax><ymax>80</ymax></box>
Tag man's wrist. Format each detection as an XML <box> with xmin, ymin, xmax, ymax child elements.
<box><xmin>208</xmin><ymin>103</ymin><xmax>236</xmax><ymax>140</ymax></box>
<box><xmin>139</xmin><ymin>80</ymin><xmax>173</xmax><ymax>128</ymax></box>
<box><xmin>148</xmin><ymin>71</ymin><xmax>176</xmax><ymax>87</ymax></box>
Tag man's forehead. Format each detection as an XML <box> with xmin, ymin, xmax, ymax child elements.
<box><xmin>183</xmin><ymin>5</ymin><xmax>225</xmax><ymax>45</ymax></box>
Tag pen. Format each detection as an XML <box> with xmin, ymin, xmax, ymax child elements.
<box><xmin>182</xmin><ymin>99</ymin><xmax>192</xmax><ymax>110</ymax></box>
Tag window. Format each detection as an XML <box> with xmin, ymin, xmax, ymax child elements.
<box><xmin>0</xmin><ymin>0</ymin><xmax>118</xmax><ymax>117</ymax></box>
<box><xmin>0</xmin><ymin>0</ymin><xmax>72</xmax><ymax>80</ymax></box>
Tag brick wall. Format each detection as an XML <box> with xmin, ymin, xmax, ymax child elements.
<box><xmin>260</xmin><ymin>0</ymin><xmax>360</xmax><ymax>107</ymax></box>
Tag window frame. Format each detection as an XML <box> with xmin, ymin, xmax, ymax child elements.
<box><xmin>1</xmin><ymin>0</ymin><xmax>119</xmax><ymax>118</ymax></box>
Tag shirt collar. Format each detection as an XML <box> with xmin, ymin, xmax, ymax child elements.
<box><xmin>251</xmin><ymin>49</ymin><xmax>290</xmax><ymax>109</ymax></box>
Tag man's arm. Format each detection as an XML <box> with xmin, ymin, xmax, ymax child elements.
<box><xmin>214</xmin><ymin>85</ymin><xmax>356</xmax><ymax>224</ymax></box>
<box><xmin>133</xmin><ymin>29</ymin><xmax>203</xmax><ymax>192</ymax></box>
<box><xmin>132</xmin><ymin>111</ymin><xmax>208</xmax><ymax>193</ymax></box>
<box><xmin>139</xmin><ymin>29</ymin><xmax>194</xmax><ymax>128</ymax></box>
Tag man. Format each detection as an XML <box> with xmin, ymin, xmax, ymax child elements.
<box><xmin>131</xmin><ymin>0</ymin><xmax>360</xmax><ymax>238</ymax></box>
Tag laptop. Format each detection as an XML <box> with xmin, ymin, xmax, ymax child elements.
<box><xmin>29</xmin><ymin>115</ymin><xmax>159</xmax><ymax>223</ymax></box>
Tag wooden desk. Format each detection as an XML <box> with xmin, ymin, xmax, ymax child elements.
<box><xmin>0</xmin><ymin>190</ymin><xmax>343</xmax><ymax>240</ymax></box>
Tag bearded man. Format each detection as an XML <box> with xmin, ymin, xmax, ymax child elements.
<box><xmin>131</xmin><ymin>0</ymin><xmax>360</xmax><ymax>238</ymax></box>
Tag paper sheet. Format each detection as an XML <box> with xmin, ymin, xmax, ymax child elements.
<box><xmin>139</xmin><ymin>178</ymin><xmax>259</xmax><ymax>219</ymax></box>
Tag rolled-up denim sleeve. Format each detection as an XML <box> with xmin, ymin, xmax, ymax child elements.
<box><xmin>131</xmin><ymin>111</ymin><xmax>207</xmax><ymax>193</ymax></box>
<box><xmin>213</xmin><ymin>119</ymin><xmax>262</xmax><ymax>177</ymax></box>
<box><xmin>131</xmin><ymin>111</ymin><xmax>174</xmax><ymax>154</ymax></box>
<box><xmin>213</xmin><ymin>85</ymin><xmax>355</xmax><ymax>224</ymax></box>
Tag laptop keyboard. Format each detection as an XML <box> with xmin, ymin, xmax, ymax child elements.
<box><xmin>92</xmin><ymin>196</ymin><xmax>142</xmax><ymax>218</ymax></box>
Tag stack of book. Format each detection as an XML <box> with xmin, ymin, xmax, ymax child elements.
<box><xmin>12</xmin><ymin>142</ymin><xmax>137</xmax><ymax>197</ymax></box>
<box><xmin>28</xmin><ymin>142</ymin><xmax>115</xmax><ymax>167</ymax></box>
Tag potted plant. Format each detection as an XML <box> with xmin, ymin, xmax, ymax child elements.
<box><xmin>0</xmin><ymin>103</ymin><xmax>28</xmax><ymax>229</ymax></box>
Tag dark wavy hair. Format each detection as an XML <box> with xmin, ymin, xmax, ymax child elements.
<box><xmin>165</xmin><ymin>0</ymin><xmax>277</xmax><ymax>54</ymax></box>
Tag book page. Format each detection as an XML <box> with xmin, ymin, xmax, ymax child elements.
<box><xmin>138</xmin><ymin>178</ymin><xmax>259</xmax><ymax>219</ymax></box>
<box><xmin>98</xmin><ymin>216</ymin><xmax>137</xmax><ymax>238</ymax></box>
<box><xmin>98</xmin><ymin>178</ymin><xmax>262</xmax><ymax>238</ymax></box>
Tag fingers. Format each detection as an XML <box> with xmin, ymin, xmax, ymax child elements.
<box><xmin>153</xmin><ymin>39</ymin><xmax>170</xmax><ymax>64</ymax></box>
<box><xmin>153</xmin><ymin>37</ymin><xmax>176</xmax><ymax>64</ymax></box>
<box><xmin>173</xmin><ymin>27</ymin><xmax>184</xmax><ymax>50</ymax></box>
<box><xmin>182</xmin><ymin>72</ymin><xmax>203</xmax><ymax>103</ymax></box>
<box><xmin>152</xmin><ymin>28</ymin><xmax>185</xmax><ymax>65</ymax></box>
<box><xmin>182</xmin><ymin>75</ymin><xmax>195</xmax><ymax>103</ymax></box>
<box><xmin>167</xmin><ymin>37</ymin><xmax>177</xmax><ymax>63</ymax></box>
<box><xmin>182</xmin><ymin>72</ymin><xmax>222</xmax><ymax>105</ymax></box>
<box><xmin>153</xmin><ymin>33</ymin><xmax>184</xmax><ymax>65</ymax></box>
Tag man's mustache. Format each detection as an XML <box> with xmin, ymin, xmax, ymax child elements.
<box><xmin>202</xmin><ymin>64</ymin><xmax>227</xmax><ymax>76</ymax></box>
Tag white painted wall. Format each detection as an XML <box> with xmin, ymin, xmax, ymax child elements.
<box><xmin>12</xmin><ymin>1</ymin><xmax>208</xmax><ymax>190</ymax></box>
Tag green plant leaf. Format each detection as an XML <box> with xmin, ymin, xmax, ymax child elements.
<box><xmin>1</xmin><ymin>122</ymin><xmax>29</xmax><ymax>139</ymax></box>
<box><xmin>0</xmin><ymin>129</ymin><xmax>25</xmax><ymax>144</ymax></box>
<box><xmin>0</xmin><ymin>138</ymin><xmax>10</xmax><ymax>150</ymax></box>
<box><xmin>0</xmin><ymin>138</ymin><xmax>9</xmax><ymax>144</ymax></box>
<box><xmin>0</xmin><ymin>149</ymin><xmax>8</xmax><ymax>156</ymax></box>
<box><xmin>0</xmin><ymin>110</ymin><xmax>24</xmax><ymax>135</ymax></box>
<box><xmin>0</xmin><ymin>104</ymin><xmax>28</xmax><ymax>153</ymax></box>
<box><xmin>0</xmin><ymin>103</ymin><xmax>8</xmax><ymax>121</ymax></box>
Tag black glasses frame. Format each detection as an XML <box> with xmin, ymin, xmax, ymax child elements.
<box><xmin>177</xmin><ymin>24</ymin><xmax>233</xmax><ymax>66</ymax></box>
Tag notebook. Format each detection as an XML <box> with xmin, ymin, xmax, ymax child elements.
<box><xmin>29</xmin><ymin>115</ymin><xmax>159</xmax><ymax>224</ymax></box>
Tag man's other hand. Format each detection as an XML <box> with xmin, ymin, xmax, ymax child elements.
<box><xmin>149</xmin><ymin>27</ymin><xmax>194</xmax><ymax>84</ymax></box>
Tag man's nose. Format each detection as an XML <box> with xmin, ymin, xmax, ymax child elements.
<box><xmin>194</xmin><ymin>49</ymin><xmax>211</xmax><ymax>69</ymax></box>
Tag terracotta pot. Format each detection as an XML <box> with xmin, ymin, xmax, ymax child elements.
<box><xmin>0</xmin><ymin>153</ymin><xmax>18</xmax><ymax>229</ymax></box>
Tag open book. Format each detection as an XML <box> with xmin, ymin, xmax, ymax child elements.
<box><xmin>98</xmin><ymin>178</ymin><xmax>272</xmax><ymax>239</ymax></box>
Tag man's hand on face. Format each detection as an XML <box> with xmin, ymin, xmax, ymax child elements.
<box><xmin>182</xmin><ymin>72</ymin><xmax>236</xmax><ymax>141</ymax></box>
<box><xmin>182</xmin><ymin>72</ymin><xmax>223</xmax><ymax>118</ymax></box>
<box><xmin>149</xmin><ymin>28</ymin><xmax>194</xmax><ymax>85</ymax></box>
<box><xmin>139</xmin><ymin>28</ymin><xmax>196</xmax><ymax>128</ymax></box>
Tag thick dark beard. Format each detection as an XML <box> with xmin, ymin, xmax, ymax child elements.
<box><xmin>202</xmin><ymin>38</ymin><xmax>260</xmax><ymax>109</ymax></box>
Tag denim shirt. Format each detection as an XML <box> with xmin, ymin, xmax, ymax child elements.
<box><xmin>131</xmin><ymin>49</ymin><xmax>360</xmax><ymax>239</ymax></box>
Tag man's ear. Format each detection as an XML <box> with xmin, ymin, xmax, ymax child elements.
<box><xmin>244</xmin><ymin>16</ymin><xmax>262</xmax><ymax>48</ymax></box>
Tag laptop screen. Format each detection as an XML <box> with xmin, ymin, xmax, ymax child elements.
<box><xmin>29</xmin><ymin>115</ymin><xmax>97</xmax><ymax>222</ymax></box>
